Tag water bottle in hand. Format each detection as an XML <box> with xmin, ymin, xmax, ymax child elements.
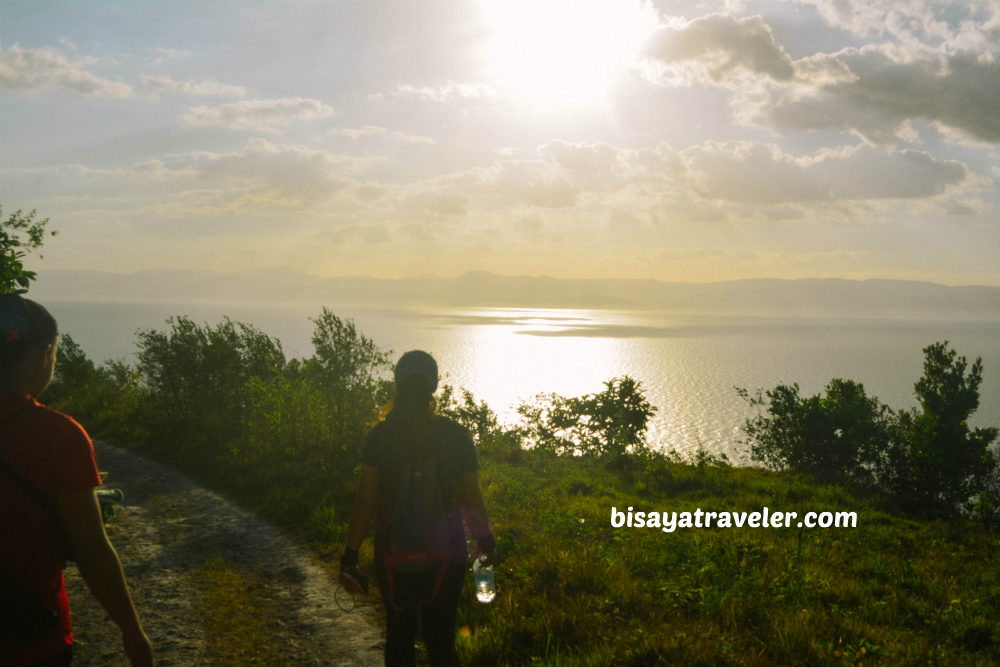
<box><xmin>472</xmin><ymin>554</ymin><xmax>495</xmax><ymax>603</ymax></box>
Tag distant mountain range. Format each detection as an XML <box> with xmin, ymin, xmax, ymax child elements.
<box><xmin>30</xmin><ymin>269</ymin><xmax>1000</xmax><ymax>319</ymax></box>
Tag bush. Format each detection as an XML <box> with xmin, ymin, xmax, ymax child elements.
<box><xmin>46</xmin><ymin>334</ymin><xmax>147</xmax><ymax>441</ymax></box>
<box><xmin>740</xmin><ymin>341</ymin><xmax>999</xmax><ymax>518</ymax></box>
<box><xmin>738</xmin><ymin>379</ymin><xmax>895</xmax><ymax>486</ymax></box>
<box><xmin>438</xmin><ymin>385</ymin><xmax>523</xmax><ymax>463</ymax></box>
<box><xmin>516</xmin><ymin>376</ymin><xmax>656</xmax><ymax>459</ymax></box>
<box><xmin>135</xmin><ymin>316</ymin><xmax>286</xmax><ymax>461</ymax></box>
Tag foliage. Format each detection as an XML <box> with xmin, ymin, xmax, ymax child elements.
<box><xmin>135</xmin><ymin>316</ymin><xmax>287</xmax><ymax>459</ymax></box>
<box><xmin>738</xmin><ymin>379</ymin><xmax>896</xmax><ymax>486</ymax></box>
<box><xmin>0</xmin><ymin>206</ymin><xmax>55</xmax><ymax>294</ymax></box>
<box><xmin>306</xmin><ymin>307</ymin><xmax>390</xmax><ymax>396</ymax></box>
<box><xmin>50</xmin><ymin>333</ymin><xmax>98</xmax><ymax>392</ymax></box>
<box><xmin>45</xmin><ymin>334</ymin><xmax>146</xmax><ymax>441</ymax></box>
<box><xmin>56</xmin><ymin>311</ymin><xmax>395</xmax><ymax>532</ymax></box>
<box><xmin>517</xmin><ymin>376</ymin><xmax>656</xmax><ymax>459</ymax></box>
<box><xmin>890</xmin><ymin>342</ymin><xmax>999</xmax><ymax>516</ymax></box>
<box><xmin>740</xmin><ymin>341</ymin><xmax>999</xmax><ymax>518</ymax></box>
<box><xmin>298</xmin><ymin>307</ymin><xmax>393</xmax><ymax>455</ymax></box>
<box><xmin>438</xmin><ymin>384</ymin><xmax>523</xmax><ymax>463</ymax></box>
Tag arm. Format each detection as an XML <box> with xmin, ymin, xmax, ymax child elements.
<box><xmin>340</xmin><ymin>463</ymin><xmax>381</xmax><ymax>593</ymax></box>
<box><xmin>458</xmin><ymin>470</ymin><xmax>496</xmax><ymax>566</ymax></box>
<box><xmin>345</xmin><ymin>463</ymin><xmax>381</xmax><ymax>552</ymax></box>
<box><xmin>55</xmin><ymin>488</ymin><xmax>152</xmax><ymax>667</ymax></box>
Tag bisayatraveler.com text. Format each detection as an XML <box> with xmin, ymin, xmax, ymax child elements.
<box><xmin>611</xmin><ymin>506</ymin><xmax>857</xmax><ymax>532</ymax></box>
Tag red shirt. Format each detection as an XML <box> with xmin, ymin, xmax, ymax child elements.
<box><xmin>0</xmin><ymin>391</ymin><xmax>102</xmax><ymax>666</ymax></box>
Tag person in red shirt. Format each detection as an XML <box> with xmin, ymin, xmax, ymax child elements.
<box><xmin>1</xmin><ymin>294</ymin><xmax>152</xmax><ymax>667</ymax></box>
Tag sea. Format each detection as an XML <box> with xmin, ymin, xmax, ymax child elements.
<box><xmin>43</xmin><ymin>300</ymin><xmax>1000</xmax><ymax>463</ymax></box>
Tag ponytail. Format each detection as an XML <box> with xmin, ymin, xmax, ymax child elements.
<box><xmin>387</xmin><ymin>375</ymin><xmax>435</xmax><ymax>426</ymax></box>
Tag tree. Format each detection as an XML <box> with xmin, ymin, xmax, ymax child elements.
<box><xmin>45</xmin><ymin>333</ymin><xmax>147</xmax><ymax>442</ymax></box>
<box><xmin>136</xmin><ymin>316</ymin><xmax>286</xmax><ymax>454</ymax></box>
<box><xmin>739</xmin><ymin>379</ymin><xmax>896</xmax><ymax>486</ymax></box>
<box><xmin>891</xmin><ymin>341</ymin><xmax>998</xmax><ymax>515</ymax></box>
<box><xmin>305</xmin><ymin>307</ymin><xmax>390</xmax><ymax>396</ymax></box>
<box><xmin>740</xmin><ymin>341</ymin><xmax>999</xmax><ymax>518</ymax></box>
<box><xmin>518</xmin><ymin>377</ymin><xmax>657</xmax><ymax>458</ymax></box>
<box><xmin>1</xmin><ymin>207</ymin><xmax>56</xmax><ymax>294</ymax></box>
<box><xmin>300</xmin><ymin>308</ymin><xmax>393</xmax><ymax>455</ymax></box>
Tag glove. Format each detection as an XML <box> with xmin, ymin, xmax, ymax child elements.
<box><xmin>339</xmin><ymin>547</ymin><xmax>368</xmax><ymax>594</ymax></box>
<box><xmin>338</xmin><ymin>567</ymin><xmax>369</xmax><ymax>595</ymax></box>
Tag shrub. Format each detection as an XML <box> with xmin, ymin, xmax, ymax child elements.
<box><xmin>135</xmin><ymin>316</ymin><xmax>286</xmax><ymax>461</ymax></box>
<box><xmin>46</xmin><ymin>334</ymin><xmax>147</xmax><ymax>441</ymax></box>
<box><xmin>740</xmin><ymin>341</ymin><xmax>999</xmax><ymax>518</ymax></box>
<box><xmin>738</xmin><ymin>378</ymin><xmax>895</xmax><ymax>486</ymax></box>
<box><xmin>517</xmin><ymin>376</ymin><xmax>656</xmax><ymax>459</ymax></box>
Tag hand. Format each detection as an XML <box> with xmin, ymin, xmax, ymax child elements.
<box><xmin>338</xmin><ymin>567</ymin><xmax>369</xmax><ymax>595</ymax></box>
<box><xmin>476</xmin><ymin>532</ymin><xmax>497</xmax><ymax>567</ymax></box>
<box><xmin>123</xmin><ymin>629</ymin><xmax>153</xmax><ymax>667</ymax></box>
<box><xmin>476</xmin><ymin>550</ymin><xmax>497</xmax><ymax>568</ymax></box>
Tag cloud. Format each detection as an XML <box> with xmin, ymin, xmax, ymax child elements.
<box><xmin>329</xmin><ymin>125</ymin><xmax>434</xmax><ymax>144</ymax></box>
<box><xmin>637</xmin><ymin>8</ymin><xmax>999</xmax><ymax>145</ymax></box>
<box><xmin>680</xmin><ymin>141</ymin><xmax>970</xmax><ymax>204</ymax></box>
<box><xmin>142</xmin><ymin>74</ymin><xmax>246</xmax><ymax>97</ymax></box>
<box><xmin>641</xmin><ymin>14</ymin><xmax>794</xmax><ymax>84</ymax></box>
<box><xmin>176</xmin><ymin>138</ymin><xmax>360</xmax><ymax>206</ymax></box>
<box><xmin>803</xmin><ymin>0</ymin><xmax>1000</xmax><ymax>53</ymax></box>
<box><xmin>390</xmin><ymin>138</ymin><xmax>973</xmax><ymax>228</ymax></box>
<box><xmin>5</xmin><ymin>139</ymin><xmax>362</xmax><ymax>217</ymax></box>
<box><xmin>184</xmin><ymin>97</ymin><xmax>334</xmax><ymax>130</ymax></box>
<box><xmin>151</xmin><ymin>47</ymin><xmax>193</xmax><ymax>63</ymax></box>
<box><xmin>0</xmin><ymin>42</ymin><xmax>131</xmax><ymax>97</ymax></box>
<box><xmin>541</xmin><ymin>141</ymin><xmax>627</xmax><ymax>185</ymax></box>
<box><xmin>331</xmin><ymin>125</ymin><xmax>387</xmax><ymax>139</ymax></box>
<box><xmin>757</xmin><ymin>47</ymin><xmax>1000</xmax><ymax>144</ymax></box>
<box><xmin>375</xmin><ymin>80</ymin><xmax>497</xmax><ymax>102</ymax></box>
<box><xmin>410</xmin><ymin>155</ymin><xmax>581</xmax><ymax>214</ymax></box>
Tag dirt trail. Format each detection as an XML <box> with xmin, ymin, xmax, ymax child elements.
<box><xmin>65</xmin><ymin>441</ymin><xmax>384</xmax><ymax>666</ymax></box>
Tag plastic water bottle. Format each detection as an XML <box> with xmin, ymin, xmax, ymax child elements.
<box><xmin>472</xmin><ymin>555</ymin><xmax>495</xmax><ymax>603</ymax></box>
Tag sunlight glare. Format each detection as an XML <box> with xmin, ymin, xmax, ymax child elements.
<box><xmin>441</xmin><ymin>308</ymin><xmax>620</xmax><ymax>424</ymax></box>
<box><xmin>479</xmin><ymin>0</ymin><xmax>660</xmax><ymax>111</ymax></box>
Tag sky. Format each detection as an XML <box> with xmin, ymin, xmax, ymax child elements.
<box><xmin>2</xmin><ymin>0</ymin><xmax>999</xmax><ymax>285</ymax></box>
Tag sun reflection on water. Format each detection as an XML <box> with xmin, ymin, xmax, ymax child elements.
<box><xmin>438</xmin><ymin>308</ymin><xmax>624</xmax><ymax>412</ymax></box>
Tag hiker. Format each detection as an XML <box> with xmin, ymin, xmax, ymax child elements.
<box><xmin>0</xmin><ymin>295</ymin><xmax>152</xmax><ymax>667</ymax></box>
<box><xmin>340</xmin><ymin>350</ymin><xmax>496</xmax><ymax>667</ymax></box>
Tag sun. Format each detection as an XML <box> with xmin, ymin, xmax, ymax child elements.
<box><xmin>478</xmin><ymin>0</ymin><xmax>660</xmax><ymax>112</ymax></box>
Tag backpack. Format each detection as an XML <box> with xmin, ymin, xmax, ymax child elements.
<box><xmin>379</xmin><ymin>422</ymin><xmax>455</xmax><ymax>611</ymax></box>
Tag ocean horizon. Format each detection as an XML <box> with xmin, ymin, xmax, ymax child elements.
<box><xmin>41</xmin><ymin>298</ymin><xmax>1000</xmax><ymax>463</ymax></box>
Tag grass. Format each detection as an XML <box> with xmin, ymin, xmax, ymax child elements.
<box><xmin>193</xmin><ymin>557</ymin><xmax>284</xmax><ymax>667</ymax></box>
<box><xmin>90</xmin><ymin>423</ymin><xmax>1000</xmax><ymax>666</ymax></box>
<box><xmin>448</xmin><ymin>450</ymin><xmax>1000</xmax><ymax>666</ymax></box>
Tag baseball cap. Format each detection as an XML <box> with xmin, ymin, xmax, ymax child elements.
<box><xmin>394</xmin><ymin>350</ymin><xmax>438</xmax><ymax>393</ymax></box>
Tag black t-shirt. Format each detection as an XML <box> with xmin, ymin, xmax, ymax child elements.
<box><xmin>363</xmin><ymin>415</ymin><xmax>479</xmax><ymax>562</ymax></box>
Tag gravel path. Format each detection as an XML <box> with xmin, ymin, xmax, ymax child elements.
<box><xmin>65</xmin><ymin>441</ymin><xmax>384</xmax><ymax>666</ymax></box>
